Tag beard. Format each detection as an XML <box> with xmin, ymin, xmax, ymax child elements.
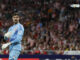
<box><xmin>13</xmin><ymin>19</ymin><xmax>19</xmax><ymax>24</ymax></box>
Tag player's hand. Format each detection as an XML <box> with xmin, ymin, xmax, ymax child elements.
<box><xmin>1</xmin><ymin>42</ymin><xmax>11</xmax><ymax>50</ymax></box>
<box><xmin>4</xmin><ymin>32</ymin><xmax>12</xmax><ymax>38</ymax></box>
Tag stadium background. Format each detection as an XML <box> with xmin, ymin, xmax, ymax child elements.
<box><xmin>0</xmin><ymin>0</ymin><xmax>80</xmax><ymax>60</ymax></box>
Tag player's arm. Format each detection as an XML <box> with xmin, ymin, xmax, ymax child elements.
<box><xmin>2</xmin><ymin>31</ymin><xmax>12</xmax><ymax>50</ymax></box>
<box><xmin>4</xmin><ymin>26</ymin><xmax>17</xmax><ymax>40</ymax></box>
<box><xmin>11</xmin><ymin>28</ymin><xmax>24</xmax><ymax>44</ymax></box>
<box><xmin>2</xmin><ymin>27</ymin><xmax>18</xmax><ymax>50</ymax></box>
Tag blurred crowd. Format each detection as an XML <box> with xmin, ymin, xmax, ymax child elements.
<box><xmin>0</xmin><ymin>0</ymin><xmax>80</xmax><ymax>55</ymax></box>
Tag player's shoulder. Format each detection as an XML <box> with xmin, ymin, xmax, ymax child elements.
<box><xmin>18</xmin><ymin>23</ymin><xmax>24</xmax><ymax>30</ymax></box>
<box><xmin>18</xmin><ymin>23</ymin><xmax>24</xmax><ymax>27</ymax></box>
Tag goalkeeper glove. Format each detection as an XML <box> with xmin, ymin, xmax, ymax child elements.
<box><xmin>4</xmin><ymin>32</ymin><xmax>12</xmax><ymax>38</ymax></box>
<box><xmin>4</xmin><ymin>32</ymin><xmax>13</xmax><ymax>40</ymax></box>
<box><xmin>1</xmin><ymin>42</ymin><xmax>11</xmax><ymax>50</ymax></box>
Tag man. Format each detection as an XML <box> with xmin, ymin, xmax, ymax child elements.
<box><xmin>2</xmin><ymin>13</ymin><xmax>24</xmax><ymax>60</ymax></box>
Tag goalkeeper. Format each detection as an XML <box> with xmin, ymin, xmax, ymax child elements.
<box><xmin>2</xmin><ymin>13</ymin><xmax>24</xmax><ymax>60</ymax></box>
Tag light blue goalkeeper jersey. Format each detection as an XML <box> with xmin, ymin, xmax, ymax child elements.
<box><xmin>7</xmin><ymin>23</ymin><xmax>24</xmax><ymax>51</ymax></box>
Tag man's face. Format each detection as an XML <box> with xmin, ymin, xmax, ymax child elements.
<box><xmin>12</xmin><ymin>15</ymin><xmax>20</xmax><ymax>23</ymax></box>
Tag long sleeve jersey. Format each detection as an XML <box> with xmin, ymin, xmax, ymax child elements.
<box><xmin>7</xmin><ymin>23</ymin><xmax>24</xmax><ymax>51</ymax></box>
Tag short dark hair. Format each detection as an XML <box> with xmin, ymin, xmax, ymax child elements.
<box><xmin>13</xmin><ymin>13</ymin><xmax>20</xmax><ymax>17</ymax></box>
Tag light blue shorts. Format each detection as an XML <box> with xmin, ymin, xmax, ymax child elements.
<box><xmin>9</xmin><ymin>49</ymin><xmax>20</xmax><ymax>60</ymax></box>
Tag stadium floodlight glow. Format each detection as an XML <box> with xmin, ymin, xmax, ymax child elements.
<box><xmin>70</xmin><ymin>4</ymin><xmax>80</xmax><ymax>8</ymax></box>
